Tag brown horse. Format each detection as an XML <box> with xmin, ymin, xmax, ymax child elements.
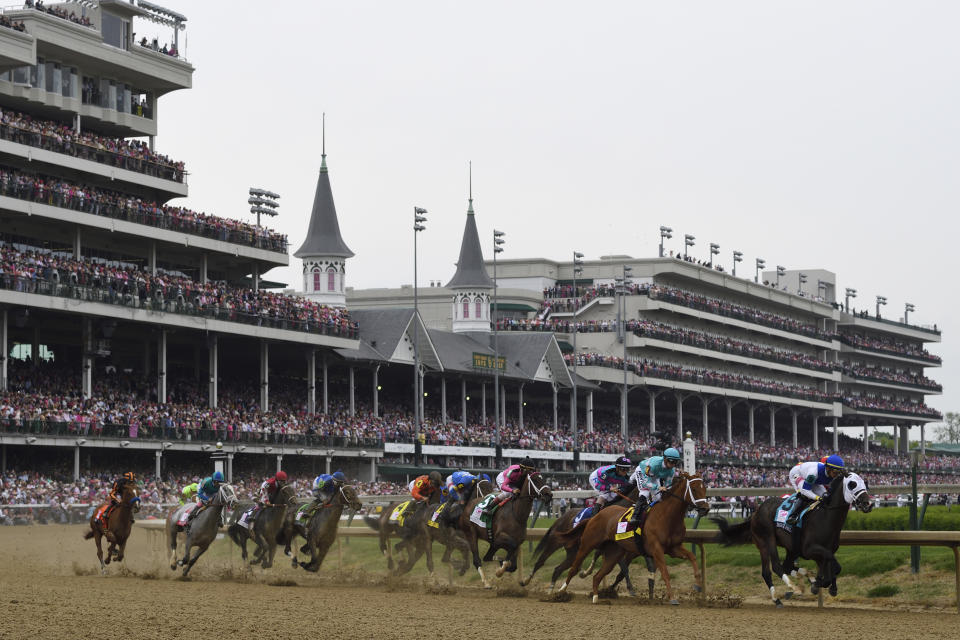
<box><xmin>558</xmin><ymin>472</ymin><xmax>709</xmax><ymax>604</ymax></box>
<box><xmin>364</xmin><ymin>490</ymin><xmax>441</xmax><ymax>575</ymax></box>
<box><xmin>83</xmin><ymin>482</ymin><xmax>141</xmax><ymax>573</ymax></box>
<box><xmin>460</xmin><ymin>471</ymin><xmax>552</xmax><ymax>588</ymax></box>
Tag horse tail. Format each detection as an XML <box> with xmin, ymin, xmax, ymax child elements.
<box><xmin>363</xmin><ymin>515</ymin><xmax>382</xmax><ymax>532</ymax></box>
<box><xmin>227</xmin><ymin>522</ymin><xmax>243</xmax><ymax>546</ymax></box>
<box><xmin>532</xmin><ymin>520</ymin><xmax>560</xmax><ymax>560</ymax></box>
<box><xmin>710</xmin><ymin>516</ymin><xmax>752</xmax><ymax>546</ymax></box>
<box><xmin>82</xmin><ymin>529</ymin><xmax>95</xmax><ymax>540</ymax></box>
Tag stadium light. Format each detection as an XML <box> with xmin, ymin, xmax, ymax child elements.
<box><xmin>493</xmin><ymin>229</ymin><xmax>506</xmax><ymax>445</ymax></box>
<box><xmin>776</xmin><ymin>265</ymin><xmax>786</xmax><ymax>288</ymax></box>
<box><xmin>617</xmin><ymin>264</ymin><xmax>632</xmax><ymax>436</ymax></box>
<box><xmin>413</xmin><ymin>206</ymin><xmax>427</xmax><ymax>448</ymax></box>
<box><xmin>248</xmin><ymin>187</ymin><xmax>280</xmax><ymax>228</ymax></box>
<box><xmin>876</xmin><ymin>295</ymin><xmax>887</xmax><ymax>318</ymax></box>
<box><xmin>683</xmin><ymin>234</ymin><xmax>695</xmax><ymax>259</ymax></box>
<box><xmin>709</xmin><ymin>243</ymin><xmax>719</xmax><ymax>267</ymax></box>
<box><xmin>75</xmin><ymin>439</ymin><xmax>86</xmax><ymax>446</ymax></box>
<box><xmin>572</xmin><ymin>250</ymin><xmax>585</xmax><ymax>441</ymax></box>
<box><xmin>904</xmin><ymin>302</ymin><xmax>915</xmax><ymax>324</ymax></box>
<box><xmin>732</xmin><ymin>251</ymin><xmax>743</xmax><ymax>277</ymax></box>
<box><xmin>797</xmin><ymin>272</ymin><xmax>808</xmax><ymax>296</ymax></box>
<box><xmin>845</xmin><ymin>287</ymin><xmax>857</xmax><ymax>313</ymax></box>
<box><xmin>755</xmin><ymin>258</ymin><xmax>765</xmax><ymax>283</ymax></box>
<box><xmin>658</xmin><ymin>226</ymin><xmax>673</xmax><ymax>257</ymax></box>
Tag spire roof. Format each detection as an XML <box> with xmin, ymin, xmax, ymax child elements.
<box><xmin>446</xmin><ymin>195</ymin><xmax>494</xmax><ymax>289</ymax></box>
<box><xmin>293</xmin><ymin>156</ymin><xmax>354</xmax><ymax>259</ymax></box>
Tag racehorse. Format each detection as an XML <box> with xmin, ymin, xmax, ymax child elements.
<box><xmin>522</xmin><ymin>485</ymin><xmax>643</xmax><ymax>595</ymax></box>
<box><xmin>165</xmin><ymin>484</ymin><xmax>238</xmax><ymax>577</ymax></box>
<box><xmin>83</xmin><ymin>482</ymin><xmax>141</xmax><ymax>573</ymax></box>
<box><xmin>712</xmin><ymin>471</ymin><xmax>872</xmax><ymax>607</ymax></box>
<box><xmin>426</xmin><ymin>479</ymin><xmax>492</xmax><ymax>576</ymax></box>
<box><xmin>460</xmin><ymin>472</ymin><xmax>552</xmax><ymax>588</ymax></box>
<box><xmin>279</xmin><ymin>484</ymin><xmax>361</xmax><ymax>572</ymax></box>
<box><xmin>364</xmin><ymin>489</ymin><xmax>441</xmax><ymax>576</ymax></box>
<box><xmin>227</xmin><ymin>484</ymin><xmax>297</xmax><ymax>569</ymax></box>
<box><xmin>558</xmin><ymin>472</ymin><xmax>709</xmax><ymax>604</ymax></box>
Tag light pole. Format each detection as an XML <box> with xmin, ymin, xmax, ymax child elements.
<box><xmin>732</xmin><ymin>251</ymin><xmax>742</xmax><ymax>277</ymax></box>
<box><xmin>683</xmin><ymin>234</ymin><xmax>695</xmax><ymax>259</ymax></box>
<box><xmin>571</xmin><ymin>251</ymin><xmax>584</xmax><ymax>441</ymax></box>
<box><xmin>493</xmin><ymin>229</ymin><xmax>505</xmax><ymax>443</ymax></box>
<box><xmin>658</xmin><ymin>226</ymin><xmax>673</xmax><ymax>257</ymax></box>
<box><xmin>775</xmin><ymin>265</ymin><xmax>786</xmax><ymax>288</ymax></box>
<box><xmin>876</xmin><ymin>295</ymin><xmax>887</xmax><ymax>319</ymax></box>
<box><xmin>413</xmin><ymin>207</ymin><xmax>427</xmax><ymax>444</ymax></box>
<box><xmin>904</xmin><ymin>302</ymin><xmax>915</xmax><ymax>324</ymax></box>
<box><xmin>755</xmin><ymin>258</ymin><xmax>765</xmax><ymax>283</ymax></box>
<box><xmin>845</xmin><ymin>287</ymin><xmax>857</xmax><ymax>313</ymax></box>
<box><xmin>708</xmin><ymin>243</ymin><xmax>719</xmax><ymax>267</ymax></box>
<box><xmin>248</xmin><ymin>187</ymin><xmax>279</xmax><ymax>292</ymax></box>
<box><xmin>617</xmin><ymin>264</ymin><xmax>632</xmax><ymax>438</ymax></box>
<box><xmin>798</xmin><ymin>272</ymin><xmax>807</xmax><ymax>296</ymax></box>
<box><xmin>817</xmin><ymin>279</ymin><xmax>828</xmax><ymax>301</ymax></box>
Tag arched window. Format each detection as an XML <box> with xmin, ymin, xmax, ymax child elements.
<box><xmin>312</xmin><ymin>269</ymin><xmax>321</xmax><ymax>292</ymax></box>
<box><xmin>475</xmin><ymin>298</ymin><xmax>482</xmax><ymax>319</ymax></box>
<box><xmin>327</xmin><ymin>268</ymin><xmax>336</xmax><ymax>292</ymax></box>
<box><xmin>462</xmin><ymin>299</ymin><xmax>470</xmax><ymax>318</ymax></box>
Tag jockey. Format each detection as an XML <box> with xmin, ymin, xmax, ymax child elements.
<box><xmin>185</xmin><ymin>471</ymin><xmax>224</xmax><ymax>529</ymax></box>
<box><xmin>447</xmin><ymin>471</ymin><xmax>480</xmax><ymax>504</ymax></box>
<box><xmin>484</xmin><ymin>457</ymin><xmax>537</xmax><ymax>516</ymax></box>
<box><xmin>104</xmin><ymin>471</ymin><xmax>136</xmax><ymax>534</ymax></box>
<box><xmin>589</xmin><ymin>456</ymin><xmax>633</xmax><ymax>510</ymax></box>
<box><xmin>180</xmin><ymin>482</ymin><xmax>199</xmax><ymax>505</ymax></box>
<box><xmin>256</xmin><ymin>470</ymin><xmax>289</xmax><ymax>514</ymax></box>
<box><xmin>786</xmin><ymin>455</ymin><xmax>845</xmax><ymax>525</ymax></box>
<box><xmin>411</xmin><ymin>471</ymin><xmax>443</xmax><ymax>503</ymax></box>
<box><xmin>628</xmin><ymin>448</ymin><xmax>681</xmax><ymax>529</ymax></box>
<box><xmin>312</xmin><ymin>470</ymin><xmax>346</xmax><ymax>507</ymax></box>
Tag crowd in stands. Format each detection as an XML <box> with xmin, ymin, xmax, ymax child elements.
<box><xmin>566</xmin><ymin>352</ymin><xmax>839</xmax><ymax>403</ymax></box>
<box><xmin>838</xmin><ymin>332</ymin><xmax>940</xmax><ymax>364</ymax></box>
<box><xmin>23</xmin><ymin>1</ymin><xmax>92</xmax><ymax>27</ymax></box>
<box><xmin>842</xmin><ymin>364</ymin><xmax>941</xmax><ymax>391</ymax></box>
<box><xmin>539</xmin><ymin>282</ymin><xmax>643</xmax><ymax>315</ymax></box>
<box><xmin>0</xmin><ymin>242</ymin><xmax>358</xmax><ymax>337</ymax></box>
<box><xmin>0</xmin><ymin>165</ymin><xmax>287</xmax><ymax>252</ymax></box>
<box><xmin>842</xmin><ymin>395</ymin><xmax>942</xmax><ymax>419</ymax></box>
<box><xmin>0</xmin><ymin>13</ymin><xmax>26</xmax><ymax>31</ymax></box>
<box><xmin>0</xmin><ymin>107</ymin><xmax>184</xmax><ymax>182</ymax></box>
<box><xmin>138</xmin><ymin>37</ymin><xmax>179</xmax><ymax>58</ymax></box>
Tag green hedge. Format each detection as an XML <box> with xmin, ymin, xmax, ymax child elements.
<box><xmin>844</xmin><ymin>506</ymin><xmax>960</xmax><ymax>531</ymax></box>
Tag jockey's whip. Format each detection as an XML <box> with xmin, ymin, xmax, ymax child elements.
<box><xmin>615</xmin><ymin>490</ymin><xmax>636</xmax><ymax>504</ymax></box>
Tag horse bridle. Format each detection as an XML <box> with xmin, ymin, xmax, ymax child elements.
<box><xmin>662</xmin><ymin>475</ymin><xmax>709</xmax><ymax>510</ymax></box>
<box><xmin>523</xmin><ymin>473</ymin><xmax>549</xmax><ymax>500</ymax></box>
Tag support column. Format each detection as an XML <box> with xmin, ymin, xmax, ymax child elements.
<box><xmin>500</xmin><ymin>384</ymin><xmax>506</xmax><ymax>427</ymax></box>
<box><xmin>322</xmin><ymin>356</ymin><xmax>329</xmax><ymax>413</ymax></box>
<box><xmin>832</xmin><ymin>416</ymin><xmax>839</xmax><ymax>451</ymax></box>
<box><xmin>348</xmin><ymin>367</ymin><xmax>355</xmax><ymax>417</ymax></box>
<box><xmin>812</xmin><ymin>413</ymin><xmax>819</xmax><ymax>450</ymax></box>
<box><xmin>369</xmin><ymin>457</ymin><xmax>376</xmax><ymax>483</ymax></box>
<box><xmin>422</xmin><ymin>372</ymin><xmax>428</xmax><ymax>424</ymax></box>
<box><xmin>649</xmin><ymin>391</ymin><xmax>657</xmax><ymax>434</ymax></box>
<box><xmin>585</xmin><ymin>389</ymin><xmax>593</xmax><ymax>433</ymax></box>
<box><xmin>519</xmin><ymin>384</ymin><xmax>525</xmax><ymax>430</ymax></box>
<box><xmin>895</xmin><ymin>424</ymin><xmax>901</xmax><ymax>456</ymax></box>
<box><xmin>676</xmin><ymin>395</ymin><xmax>684</xmax><ymax>443</ymax></box>
<box><xmin>200</xmin><ymin>253</ymin><xmax>208</xmax><ymax>284</ymax></box>
<box><xmin>569</xmin><ymin>389</ymin><xmax>575</xmax><ymax>434</ymax></box>
<box><xmin>259</xmin><ymin>340</ymin><xmax>269</xmax><ymax>412</ymax></box>
<box><xmin>921</xmin><ymin>423</ymin><xmax>926</xmax><ymax>456</ymax></box>
<box><xmin>325</xmin><ymin>456</ymin><xmax>332</xmax><ymax>475</ymax></box>
<box><xmin>148</xmin><ymin>241</ymin><xmax>157</xmax><ymax>276</ymax></box>
<box><xmin>74</xmin><ymin>446</ymin><xmax>81</xmax><ymax>481</ymax></box>
<box><xmin>481</xmin><ymin>383</ymin><xmax>487</xmax><ymax>424</ymax></box>
<box><xmin>81</xmin><ymin>318</ymin><xmax>93</xmax><ymax>399</ymax></box>
<box><xmin>863</xmin><ymin>418</ymin><xmax>869</xmax><ymax>454</ymax></box>
<box><xmin>208</xmin><ymin>334</ymin><xmax>218</xmax><ymax>409</ymax></box>
<box><xmin>252</xmin><ymin>263</ymin><xmax>260</xmax><ymax>293</ymax></box>
<box><xmin>748</xmin><ymin>405</ymin><xmax>755</xmax><ymax>444</ymax></box>
<box><xmin>0</xmin><ymin>308</ymin><xmax>7</xmax><ymax>391</ymax></box>
<box><xmin>227</xmin><ymin>454</ymin><xmax>233</xmax><ymax>483</ymax></box>
<box><xmin>620</xmin><ymin>387</ymin><xmax>628</xmax><ymax>438</ymax></box>
<box><xmin>157</xmin><ymin>329</ymin><xmax>167</xmax><ymax>403</ymax></box>
<box><xmin>552</xmin><ymin>384</ymin><xmax>558</xmax><ymax>431</ymax></box>
<box><xmin>307</xmin><ymin>350</ymin><xmax>316</xmax><ymax>415</ymax></box>
<box><xmin>373</xmin><ymin>365</ymin><xmax>381</xmax><ymax>418</ymax></box>
<box><xmin>726</xmin><ymin>400</ymin><xmax>733</xmax><ymax>444</ymax></box>
<box><xmin>73</xmin><ymin>226</ymin><xmax>81</xmax><ymax>258</ymax></box>
<box><xmin>441</xmin><ymin>377</ymin><xmax>447</xmax><ymax>423</ymax></box>
<box><xmin>143</xmin><ymin>339</ymin><xmax>151</xmax><ymax>377</ymax></box>
<box><xmin>154</xmin><ymin>450</ymin><xmax>161</xmax><ymax>480</ymax></box>
<box><xmin>461</xmin><ymin>378</ymin><xmax>467</xmax><ymax>426</ymax></box>
<box><xmin>276</xmin><ymin>455</ymin><xmax>282</xmax><ymax>473</ymax></box>
<box><xmin>769</xmin><ymin>406</ymin><xmax>776</xmax><ymax>446</ymax></box>
<box><xmin>791</xmin><ymin>410</ymin><xmax>798</xmax><ymax>449</ymax></box>
<box><xmin>701</xmin><ymin>398</ymin><xmax>709</xmax><ymax>442</ymax></box>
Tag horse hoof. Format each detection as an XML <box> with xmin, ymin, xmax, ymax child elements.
<box><xmin>693</xmin><ymin>584</ymin><xmax>702</xmax><ymax>593</ymax></box>
<box><xmin>483</xmin><ymin>583</ymin><xmax>493</xmax><ymax>590</ymax></box>
<box><xmin>775</xmin><ymin>600</ymin><xmax>783</xmax><ymax>609</ymax></box>
<box><xmin>784</xmin><ymin>591</ymin><xmax>793</xmax><ymax>600</ymax></box>
<box><xmin>810</xmin><ymin>584</ymin><xmax>820</xmax><ymax>595</ymax></box>
<box><xmin>578</xmin><ymin>571</ymin><xmax>589</xmax><ymax>579</ymax></box>
<box><xmin>284</xmin><ymin>550</ymin><xmax>291</xmax><ymax>557</ymax></box>
<box><xmin>627</xmin><ymin>588</ymin><xmax>637</xmax><ymax>598</ymax></box>
<box><xmin>592</xmin><ymin>594</ymin><xmax>599</xmax><ymax>604</ymax></box>
<box><xmin>829</xmin><ymin>585</ymin><xmax>838</xmax><ymax>597</ymax></box>
<box><xmin>669</xmin><ymin>599</ymin><xmax>679</xmax><ymax>606</ymax></box>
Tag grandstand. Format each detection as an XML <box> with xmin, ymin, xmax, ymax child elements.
<box><xmin>0</xmin><ymin>2</ymin><xmax>947</xmax><ymax>496</ymax></box>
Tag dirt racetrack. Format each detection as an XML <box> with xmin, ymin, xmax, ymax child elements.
<box><xmin>0</xmin><ymin>524</ymin><xmax>956</xmax><ymax>640</ymax></box>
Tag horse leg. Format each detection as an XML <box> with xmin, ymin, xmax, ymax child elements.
<box><xmin>643</xmin><ymin>555</ymin><xmax>656</xmax><ymax>599</ymax></box>
<box><xmin>523</xmin><ymin>537</ymin><xmax>560</xmax><ymax>587</ymax></box>
<box><xmin>495</xmin><ymin>538</ymin><xmax>518</xmax><ymax>578</ymax></box>
<box><xmin>610</xmin><ymin>556</ymin><xmax>637</xmax><ymax>597</ymax></box>
<box><xmin>115</xmin><ymin>538</ymin><xmax>127</xmax><ymax>564</ymax></box>
<box><xmin>558</xmin><ymin>541</ymin><xmax>597</xmax><ymax>593</ymax></box>
<box><xmin>183</xmin><ymin>542</ymin><xmax>209</xmax><ymax>577</ymax></box>
<box><xmin>647</xmin><ymin>541</ymin><xmax>679</xmax><ymax>605</ymax></box>
<box><xmin>579</xmin><ymin>549</ymin><xmax>601</xmax><ymax>579</ymax></box>
<box><xmin>94</xmin><ymin>532</ymin><xmax>106</xmax><ymax>574</ymax></box>
<box><xmin>425</xmin><ymin>532</ymin><xmax>435</xmax><ymax>576</ymax></box>
<box><xmin>168</xmin><ymin>528</ymin><xmax>180</xmax><ymax>570</ymax></box>
<box><xmin>591</xmin><ymin>548</ymin><xmax>625</xmax><ymax>603</ymax></box>
<box><xmin>755</xmin><ymin>537</ymin><xmax>781</xmax><ymax>607</ymax></box>
<box><xmin>779</xmin><ymin>550</ymin><xmax>801</xmax><ymax>598</ymax></box>
<box><xmin>666</xmin><ymin>543</ymin><xmax>703</xmax><ymax>595</ymax></box>
<box><xmin>465</xmin><ymin>529</ymin><xmax>490</xmax><ymax>589</ymax></box>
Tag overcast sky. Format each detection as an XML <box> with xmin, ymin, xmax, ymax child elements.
<box><xmin>145</xmin><ymin>1</ymin><xmax>957</xmax><ymax>436</ymax></box>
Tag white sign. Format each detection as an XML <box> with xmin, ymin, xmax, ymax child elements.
<box><xmin>501</xmin><ymin>449</ymin><xmax>574</xmax><ymax>461</ymax></box>
<box><xmin>683</xmin><ymin>435</ymin><xmax>696</xmax><ymax>473</ymax></box>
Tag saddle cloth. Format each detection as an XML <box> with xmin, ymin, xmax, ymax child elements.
<box><xmin>94</xmin><ymin>504</ymin><xmax>110</xmax><ymax>526</ymax></box>
<box><xmin>295</xmin><ymin>503</ymin><xmax>314</xmax><ymax>524</ymax></box>
<box><xmin>426</xmin><ymin>502</ymin><xmax>448</xmax><ymax>529</ymax></box>
<box><xmin>614</xmin><ymin>507</ymin><xmax>640</xmax><ymax>541</ymax></box>
<box><xmin>176</xmin><ymin>503</ymin><xmax>198</xmax><ymax>527</ymax></box>
<box><xmin>775</xmin><ymin>494</ymin><xmax>817</xmax><ymax>531</ymax></box>
<box><xmin>237</xmin><ymin>505</ymin><xmax>257</xmax><ymax>529</ymax></box>
<box><xmin>572</xmin><ymin>506</ymin><xmax>595</xmax><ymax>529</ymax></box>
<box><xmin>389</xmin><ymin>500</ymin><xmax>413</xmax><ymax>527</ymax></box>
<box><xmin>470</xmin><ymin>495</ymin><xmax>496</xmax><ymax>528</ymax></box>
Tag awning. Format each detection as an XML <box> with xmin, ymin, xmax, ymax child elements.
<box><xmin>492</xmin><ymin>303</ymin><xmax>538</xmax><ymax>313</ymax></box>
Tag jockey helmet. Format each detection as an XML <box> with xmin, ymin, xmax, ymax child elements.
<box><xmin>824</xmin><ymin>455</ymin><xmax>845</xmax><ymax>470</ymax></box>
<box><xmin>332</xmin><ymin>471</ymin><xmax>346</xmax><ymax>483</ymax></box>
<box><xmin>615</xmin><ymin>456</ymin><xmax>632</xmax><ymax>469</ymax></box>
<box><xmin>212</xmin><ymin>471</ymin><xmax>224</xmax><ymax>483</ymax></box>
<box><xmin>480</xmin><ymin>473</ymin><xmax>491</xmax><ymax>482</ymax></box>
<box><xmin>519</xmin><ymin>457</ymin><xmax>537</xmax><ymax>471</ymax></box>
<box><xmin>312</xmin><ymin>475</ymin><xmax>323</xmax><ymax>491</ymax></box>
<box><xmin>663</xmin><ymin>448</ymin><xmax>681</xmax><ymax>462</ymax></box>
<box><xmin>123</xmin><ymin>472</ymin><xmax>136</xmax><ymax>482</ymax></box>
<box><xmin>275</xmin><ymin>471</ymin><xmax>288</xmax><ymax>484</ymax></box>
<box><xmin>428</xmin><ymin>471</ymin><xmax>443</xmax><ymax>485</ymax></box>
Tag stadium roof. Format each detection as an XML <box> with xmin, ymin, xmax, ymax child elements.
<box><xmin>445</xmin><ymin>200</ymin><xmax>494</xmax><ymax>289</ymax></box>
<box><xmin>294</xmin><ymin>155</ymin><xmax>354</xmax><ymax>259</ymax></box>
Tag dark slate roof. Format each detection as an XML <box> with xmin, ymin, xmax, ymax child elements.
<box><xmin>294</xmin><ymin>160</ymin><xmax>354</xmax><ymax>259</ymax></box>
<box><xmin>335</xmin><ymin>309</ymin><xmax>415</xmax><ymax>361</ymax></box>
<box><xmin>445</xmin><ymin>208</ymin><xmax>494</xmax><ymax>289</ymax></box>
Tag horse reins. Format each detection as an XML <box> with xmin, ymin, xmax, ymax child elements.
<box><xmin>661</xmin><ymin>476</ymin><xmax>709</xmax><ymax>509</ymax></box>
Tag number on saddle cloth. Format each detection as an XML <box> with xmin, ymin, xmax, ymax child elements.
<box><xmin>426</xmin><ymin>502</ymin><xmax>447</xmax><ymax>529</ymax></box>
<box><xmin>176</xmin><ymin>503</ymin><xmax>198</xmax><ymax>527</ymax></box>
<box><xmin>238</xmin><ymin>505</ymin><xmax>257</xmax><ymax>529</ymax></box>
<box><xmin>389</xmin><ymin>500</ymin><xmax>413</xmax><ymax>528</ymax></box>
<box><xmin>775</xmin><ymin>494</ymin><xmax>809</xmax><ymax>531</ymax></box>
<box><xmin>614</xmin><ymin>507</ymin><xmax>640</xmax><ymax>541</ymax></box>
<box><xmin>94</xmin><ymin>504</ymin><xmax>110</xmax><ymax>526</ymax></box>
<box><xmin>294</xmin><ymin>503</ymin><xmax>313</xmax><ymax>523</ymax></box>
<box><xmin>469</xmin><ymin>495</ymin><xmax>497</xmax><ymax>529</ymax></box>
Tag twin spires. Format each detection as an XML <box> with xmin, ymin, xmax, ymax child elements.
<box><xmin>447</xmin><ymin>165</ymin><xmax>493</xmax><ymax>333</ymax></box>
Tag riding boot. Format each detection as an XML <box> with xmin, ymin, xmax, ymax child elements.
<box><xmin>786</xmin><ymin>496</ymin><xmax>811</xmax><ymax>526</ymax></box>
<box><xmin>629</xmin><ymin>495</ymin><xmax>648</xmax><ymax>529</ymax></box>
